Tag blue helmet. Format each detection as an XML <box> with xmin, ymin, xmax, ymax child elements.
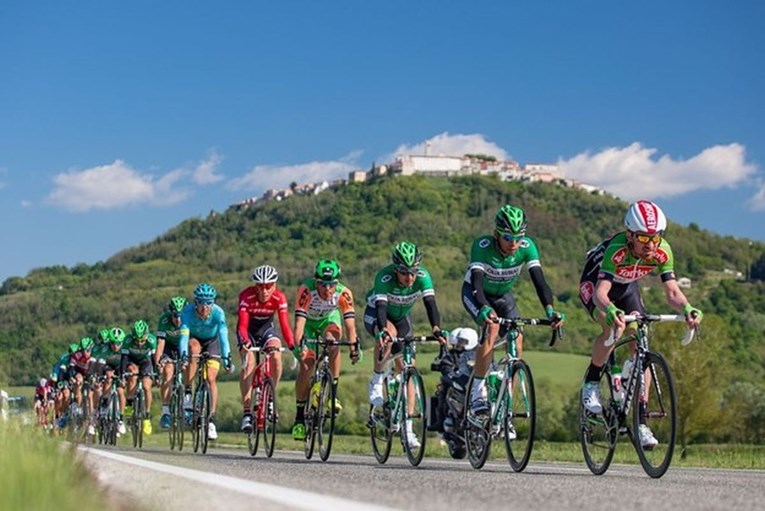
<box><xmin>193</xmin><ymin>283</ymin><xmax>217</xmax><ymax>302</ymax></box>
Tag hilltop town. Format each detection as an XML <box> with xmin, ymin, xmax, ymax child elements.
<box><xmin>229</xmin><ymin>153</ymin><xmax>606</xmax><ymax>212</ymax></box>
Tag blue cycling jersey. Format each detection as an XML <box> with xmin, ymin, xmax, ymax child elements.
<box><xmin>178</xmin><ymin>303</ymin><xmax>231</xmax><ymax>360</ymax></box>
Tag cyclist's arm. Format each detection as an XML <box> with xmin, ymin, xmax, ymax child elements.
<box><xmin>662</xmin><ymin>278</ymin><xmax>690</xmax><ymax>312</ymax></box>
<box><xmin>237</xmin><ymin>306</ymin><xmax>251</xmax><ymax>347</ymax></box>
<box><xmin>276</xmin><ymin>300</ymin><xmax>296</xmax><ymax>349</ymax></box>
<box><xmin>422</xmin><ymin>295</ymin><xmax>441</xmax><ymax>329</ymax></box>
<box><xmin>178</xmin><ymin>325</ymin><xmax>190</xmax><ymax>359</ymax></box>
<box><xmin>339</xmin><ymin>288</ymin><xmax>359</xmax><ymax>342</ymax></box>
<box><xmin>528</xmin><ymin>266</ymin><xmax>555</xmax><ymax>311</ymax></box>
<box><xmin>293</xmin><ymin>315</ymin><xmax>307</xmax><ymax>345</ymax></box>
<box><xmin>592</xmin><ymin>278</ymin><xmax>615</xmax><ymax>313</ymax></box>
<box><xmin>216</xmin><ymin>310</ymin><xmax>231</xmax><ymax>361</ymax></box>
<box><xmin>374</xmin><ymin>298</ymin><xmax>389</xmax><ymax>332</ymax></box>
<box><xmin>154</xmin><ymin>337</ymin><xmax>166</xmax><ymax>366</ymax></box>
<box><xmin>469</xmin><ymin>268</ymin><xmax>491</xmax><ymax>307</ymax></box>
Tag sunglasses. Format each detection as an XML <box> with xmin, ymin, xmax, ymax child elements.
<box><xmin>316</xmin><ymin>279</ymin><xmax>338</xmax><ymax>288</ymax></box>
<box><xmin>195</xmin><ymin>298</ymin><xmax>214</xmax><ymax>306</ymax></box>
<box><xmin>171</xmin><ymin>313</ymin><xmax>181</xmax><ymax>320</ymax></box>
<box><xmin>501</xmin><ymin>233</ymin><xmax>525</xmax><ymax>243</ymax></box>
<box><xmin>255</xmin><ymin>283</ymin><xmax>276</xmax><ymax>290</ymax></box>
<box><xmin>395</xmin><ymin>266</ymin><xmax>418</xmax><ymax>276</ymax></box>
<box><xmin>633</xmin><ymin>232</ymin><xmax>662</xmax><ymax>244</ymax></box>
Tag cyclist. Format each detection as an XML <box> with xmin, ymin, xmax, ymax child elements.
<box><xmin>154</xmin><ymin>296</ymin><xmax>188</xmax><ymax>430</ymax></box>
<box><xmin>366</xmin><ymin>242</ymin><xmax>448</xmax><ymax>412</ymax></box>
<box><xmin>179</xmin><ymin>283</ymin><xmax>234</xmax><ymax>441</ymax></box>
<box><xmin>95</xmin><ymin>328</ymin><xmax>110</xmax><ymax>348</ymax></box>
<box><xmin>121</xmin><ymin>319</ymin><xmax>158</xmax><ymax>436</ymax></box>
<box><xmin>291</xmin><ymin>259</ymin><xmax>361</xmax><ymax>441</ymax></box>
<box><xmin>462</xmin><ymin>204</ymin><xmax>565</xmax><ymax>415</ymax></box>
<box><xmin>92</xmin><ymin>326</ymin><xmax>128</xmax><ymax>436</ymax></box>
<box><xmin>579</xmin><ymin>200</ymin><xmax>703</xmax><ymax>448</ymax></box>
<box><xmin>33</xmin><ymin>377</ymin><xmax>54</xmax><ymax>427</ymax></box>
<box><xmin>68</xmin><ymin>337</ymin><xmax>97</xmax><ymax>414</ymax></box>
<box><xmin>50</xmin><ymin>343</ymin><xmax>78</xmax><ymax>429</ymax></box>
<box><xmin>237</xmin><ymin>264</ymin><xmax>296</xmax><ymax>434</ymax></box>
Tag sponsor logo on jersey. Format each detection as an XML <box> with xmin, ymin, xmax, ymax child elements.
<box><xmin>615</xmin><ymin>265</ymin><xmax>654</xmax><ymax>281</ymax></box>
<box><xmin>479</xmin><ymin>238</ymin><xmax>491</xmax><ymax>248</ymax></box>
<box><xmin>484</xmin><ymin>265</ymin><xmax>522</xmax><ymax>280</ymax></box>
<box><xmin>611</xmin><ymin>247</ymin><xmax>628</xmax><ymax>265</ymax></box>
<box><xmin>518</xmin><ymin>239</ymin><xmax>530</xmax><ymax>249</ymax></box>
<box><xmin>579</xmin><ymin>281</ymin><xmax>594</xmax><ymax>304</ymax></box>
<box><xmin>651</xmin><ymin>248</ymin><xmax>670</xmax><ymax>264</ymax></box>
<box><xmin>381</xmin><ymin>274</ymin><xmax>392</xmax><ymax>283</ymax></box>
<box><xmin>388</xmin><ymin>293</ymin><xmax>419</xmax><ymax>305</ymax></box>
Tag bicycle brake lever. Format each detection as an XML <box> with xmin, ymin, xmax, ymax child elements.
<box><xmin>681</xmin><ymin>326</ymin><xmax>698</xmax><ymax>346</ymax></box>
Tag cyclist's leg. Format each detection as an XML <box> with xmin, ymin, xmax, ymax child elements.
<box><xmin>184</xmin><ymin>338</ymin><xmax>202</xmax><ymax>388</ymax></box>
<box><xmin>239</xmin><ymin>344</ymin><xmax>256</xmax><ymax>415</ymax></box>
<box><xmin>260</xmin><ymin>326</ymin><xmax>283</xmax><ymax>386</ymax></box>
<box><xmin>292</xmin><ymin>338</ymin><xmax>316</xmax><ymax>439</ymax></box>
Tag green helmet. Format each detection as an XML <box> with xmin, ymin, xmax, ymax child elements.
<box><xmin>108</xmin><ymin>327</ymin><xmax>126</xmax><ymax>345</ymax></box>
<box><xmin>97</xmin><ymin>328</ymin><xmax>110</xmax><ymax>343</ymax></box>
<box><xmin>495</xmin><ymin>205</ymin><xmax>527</xmax><ymax>235</ymax></box>
<box><xmin>168</xmin><ymin>296</ymin><xmax>188</xmax><ymax>314</ymax></box>
<box><xmin>314</xmin><ymin>259</ymin><xmax>341</xmax><ymax>282</ymax></box>
<box><xmin>80</xmin><ymin>337</ymin><xmax>94</xmax><ymax>351</ymax></box>
<box><xmin>392</xmin><ymin>241</ymin><xmax>423</xmax><ymax>269</ymax></box>
<box><xmin>68</xmin><ymin>343</ymin><xmax>80</xmax><ymax>355</ymax></box>
<box><xmin>132</xmin><ymin>320</ymin><xmax>150</xmax><ymax>340</ymax></box>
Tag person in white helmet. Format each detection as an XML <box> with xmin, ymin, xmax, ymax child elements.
<box><xmin>578</xmin><ymin>200</ymin><xmax>703</xmax><ymax>448</ymax></box>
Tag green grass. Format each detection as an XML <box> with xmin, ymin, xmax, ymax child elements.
<box><xmin>0</xmin><ymin>419</ymin><xmax>118</xmax><ymax>511</ymax></box>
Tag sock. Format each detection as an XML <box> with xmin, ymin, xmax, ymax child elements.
<box><xmin>471</xmin><ymin>377</ymin><xmax>486</xmax><ymax>402</ymax></box>
<box><xmin>585</xmin><ymin>363</ymin><xmax>602</xmax><ymax>382</ymax></box>
<box><xmin>295</xmin><ymin>401</ymin><xmax>306</xmax><ymax>422</ymax></box>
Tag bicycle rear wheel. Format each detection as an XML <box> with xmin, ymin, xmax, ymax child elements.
<box><xmin>402</xmin><ymin>370</ymin><xmax>428</xmax><ymax>467</ymax></box>
<box><xmin>108</xmin><ymin>392</ymin><xmax>120</xmax><ymax>446</ymax></box>
<box><xmin>580</xmin><ymin>371</ymin><xmax>617</xmax><ymax>475</ymax></box>
<box><xmin>318</xmin><ymin>371</ymin><xmax>336</xmax><ymax>462</ymax></box>
<box><xmin>504</xmin><ymin>360</ymin><xmax>536</xmax><ymax>472</ymax></box>
<box><xmin>263</xmin><ymin>378</ymin><xmax>277</xmax><ymax>458</ymax></box>
<box><xmin>464</xmin><ymin>376</ymin><xmax>492</xmax><ymax>470</ymax></box>
<box><xmin>633</xmin><ymin>352</ymin><xmax>676</xmax><ymax>478</ymax></box>
<box><xmin>248</xmin><ymin>384</ymin><xmax>261</xmax><ymax>456</ymax></box>
<box><xmin>369</xmin><ymin>378</ymin><xmax>392</xmax><ymax>464</ymax></box>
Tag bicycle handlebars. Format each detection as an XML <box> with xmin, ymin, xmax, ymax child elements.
<box><xmin>491</xmin><ymin>317</ymin><xmax>563</xmax><ymax>347</ymax></box>
<box><xmin>604</xmin><ymin>313</ymin><xmax>699</xmax><ymax>347</ymax></box>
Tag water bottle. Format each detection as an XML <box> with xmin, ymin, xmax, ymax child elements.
<box><xmin>487</xmin><ymin>370</ymin><xmax>502</xmax><ymax>403</ymax></box>
<box><xmin>611</xmin><ymin>364</ymin><xmax>623</xmax><ymax>403</ymax></box>
<box><xmin>388</xmin><ymin>374</ymin><xmax>400</xmax><ymax>403</ymax></box>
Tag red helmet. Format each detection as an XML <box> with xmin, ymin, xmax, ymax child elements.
<box><xmin>624</xmin><ymin>200</ymin><xmax>667</xmax><ymax>234</ymax></box>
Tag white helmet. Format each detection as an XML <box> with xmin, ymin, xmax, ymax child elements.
<box><xmin>624</xmin><ymin>200</ymin><xmax>667</xmax><ymax>234</ymax></box>
<box><xmin>39</xmin><ymin>378</ymin><xmax>47</xmax><ymax>387</ymax></box>
<box><xmin>449</xmin><ymin>327</ymin><xmax>479</xmax><ymax>351</ymax></box>
<box><xmin>251</xmin><ymin>264</ymin><xmax>278</xmax><ymax>284</ymax></box>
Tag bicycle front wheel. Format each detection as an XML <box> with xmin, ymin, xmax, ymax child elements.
<box><xmin>580</xmin><ymin>370</ymin><xmax>617</xmax><ymax>475</ymax></box>
<box><xmin>108</xmin><ymin>392</ymin><xmax>120</xmax><ymax>446</ymax></box>
<box><xmin>504</xmin><ymin>360</ymin><xmax>536</xmax><ymax>472</ymax></box>
<box><xmin>369</xmin><ymin>378</ymin><xmax>392</xmax><ymax>464</ymax></box>
<box><xmin>317</xmin><ymin>371</ymin><xmax>336</xmax><ymax>462</ymax></box>
<box><xmin>200</xmin><ymin>384</ymin><xmax>211</xmax><ymax>454</ymax></box>
<box><xmin>402</xmin><ymin>370</ymin><xmax>428</xmax><ymax>467</ymax></box>
<box><xmin>263</xmin><ymin>378</ymin><xmax>277</xmax><ymax>458</ymax></box>
<box><xmin>464</xmin><ymin>376</ymin><xmax>492</xmax><ymax>470</ymax></box>
<box><xmin>135</xmin><ymin>390</ymin><xmax>145</xmax><ymax>449</ymax></box>
<box><xmin>633</xmin><ymin>352</ymin><xmax>676</xmax><ymax>478</ymax></box>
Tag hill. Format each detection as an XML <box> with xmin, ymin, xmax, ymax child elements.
<box><xmin>1</xmin><ymin>174</ymin><xmax>763</xmax><ymax>388</ymax></box>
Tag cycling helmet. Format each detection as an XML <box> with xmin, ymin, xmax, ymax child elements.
<box><xmin>68</xmin><ymin>343</ymin><xmax>80</xmax><ymax>355</ymax></box>
<box><xmin>392</xmin><ymin>241</ymin><xmax>423</xmax><ymax>269</ymax></box>
<box><xmin>314</xmin><ymin>259</ymin><xmax>341</xmax><ymax>281</ymax></box>
<box><xmin>132</xmin><ymin>320</ymin><xmax>150</xmax><ymax>340</ymax></box>
<box><xmin>449</xmin><ymin>327</ymin><xmax>479</xmax><ymax>351</ymax></box>
<box><xmin>108</xmin><ymin>327</ymin><xmax>126</xmax><ymax>345</ymax></box>
<box><xmin>168</xmin><ymin>296</ymin><xmax>188</xmax><ymax>314</ymax></box>
<box><xmin>97</xmin><ymin>328</ymin><xmax>110</xmax><ymax>343</ymax></box>
<box><xmin>39</xmin><ymin>378</ymin><xmax>48</xmax><ymax>387</ymax></box>
<box><xmin>495</xmin><ymin>205</ymin><xmax>527</xmax><ymax>235</ymax></box>
<box><xmin>252</xmin><ymin>264</ymin><xmax>279</xmax><ymax>284</ymax></box>
<box><xmin>624</xmin><ymin>200</ymin><xmax>667</xmax><ymax>234</ymax></box>
<box><xmin>80</xmin><ymin>337</ymin><xmax>94</xmax><ymax>351</ymax></box>
<box><xmin>193</xmin><ymin>283</ymin><xmax>217</xmax><ymax>302</ymax></box>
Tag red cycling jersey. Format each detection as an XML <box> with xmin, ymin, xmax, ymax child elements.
<box><xmin>237</xmin><ymin>286</ymin><xmax>295</xmax><ymax>349</ymax></box>
<box><xmin>69</xmin><ymin>351</ymin><xmax>93</xmax><ymax>373</ymax></box>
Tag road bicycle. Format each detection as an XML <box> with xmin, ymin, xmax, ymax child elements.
<box><xmin>96</xmin><ymin>373</ymin><xmax>121</xmax><ymax>446</ymax></box>
<box><xmin>368</xmin><ymin>334</ymin><xmax>438</xmax><ymax>466</ymax></box>
<box><xmin>190</xmin><ymin>351</ymin><xmax>218</xmax><ymax>454</ymax></box>
<box><xmin>125</xmin><ymin>371</ymin><xmax>149</xmax><ymax>449</ymax></box>
<box><xmin>580</xmin><ymin>313</ymin><xmax>697</xmax><ymax>478</ymax></box>
<box><xmin>245</xmin><ymin>345</ymin><xmax>293</xmax><ymax>458</ymax></box>
<box><xmin>464</xmin><ymin>317</ymin><xmax>561</xmax><ymax>470</ymax></box>
<box><xmin>303</xmin><ymin>337</ymin><xmax>355</xmax><ymax>462</ymax></box>
<box><xmin>166</xmin><ymin>357</ymin><xmax>186</xmax><ymax>451</ymax></box>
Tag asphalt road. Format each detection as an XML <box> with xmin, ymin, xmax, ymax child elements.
<box><xmin>79</xmin><ymin>444</ymin><xmax>765</xmax><ymax>511</ymax></box>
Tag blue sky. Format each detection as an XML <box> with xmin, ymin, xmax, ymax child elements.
<box><xmin>2</xmin><ymin>1</ymin><xmax>763</xmax><ymax>284</ymax></box>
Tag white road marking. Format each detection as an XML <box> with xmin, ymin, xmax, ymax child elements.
<box><xmin>79</xmin><ymin>446</ymin><xmax>403</xmax><ymax>511</ymax></box>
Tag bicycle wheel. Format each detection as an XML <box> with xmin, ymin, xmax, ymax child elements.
<box><xmin>303</xmin><ymin>381</ymin><xmax>317</xmax><ymax>460</ymax></box>
<box><xmin>200</xmin><ymin>383</ymin><xmax>211</xmax><ymax>454</ymax></box>
<box><xmin>82</xmin><ymin>391</ymin><xmax>93</xmax><ymax>444</ymax></box>
<box><xmin>464</xmin><ymin>376</ymin><xmax>492</xmax><ymax>469</ymax></box>
<box><xmin>504</xmin><ymin>360</ymin><xmax>536</xmax><ymax>472</ymax></box>
<box><xmin>580</xmin><ymin>371</ymin><xmax>617</xmax><ymax>475</ymax></box>
<box><xmin>632</xmin><ymin>352</ymin><xmax>676</xmax><ymax>478</ymax></box>
<box><xmin>108</xmin><ymin>392</ymin><xmax>120</xmax><ymax>446</ymax></box>
<box><xmin>169</xmin><ymin>387</ymin><xmax>178</xmax><ymax>450</ymax></box>
<box><xmin>135</xmin><ymin>390</ymin><xmax>145</xmax><ymax>449</ymax></box>
<box><xmin>402</xmin><ymin>370</ymin><xmax>428</xmax><ymax>467</ymax></box>
<box><xmin>263</xmin><ymin>378</ymin><xmax>277</xmax><ymax>458</ymax></box>
<box><xmin>192</xmin><ymin>384</ymin><xmax>201</xmax><ymax>453</ymax></box>
<box><xmin>318</xmin><ymin>371</ymin><xmax>336</xmax><ymax>462</ymax></box>
<box><xmin>369</xmin><ymin>377</ymin><xmax>392</xmax><ymax>464</ymax></box>
<box><xmin>248</xmin><ymin>384</ymin><xmax>261</xmax><ymax>456</ymax></box>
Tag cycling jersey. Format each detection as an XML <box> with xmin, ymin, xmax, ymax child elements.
<box><xmin>237</xmin><ymin>286</ymin><xmax>295</xmax><ymax>348</ymax></box>
<box><xmin>69</xmin><ymin>351</ymin><xmax>93</xmax><ymax>374</ymax></box>
<box><xmin>295</xmin><ymin>280</ymin><xmax>355</xmax><ymax>324</ymax></box>
<box><xmin>155</xmin><ymin>312</ymin><xmax>183</xmax><ymax>347</ymax></box>
<box><xmin>91</xmin><ymin>343</ymin><xmax>122</xmax><ymax>369</ymax></box>
<box><xmin>463</xmin><ymin>235</ymin><xmax>542</xmax><ymax>296</ymax></box>
<box><xmin>178</xmin><ymin>302</ymin><xmax>231</xmax><ymax>360</ymax></box>
<box><xmin>365</xmin><ymin>264</ymin><xmax>435</xmax><ymax>322</ymax></box>
<box><xmin>120</xmin><ymin>334</ymin><xmax>158</xmax><ymax>362</ymax></box>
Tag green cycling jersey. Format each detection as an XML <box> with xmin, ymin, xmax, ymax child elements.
<box><xmin>464</xmin><ymin>235</ymin><xmax>542</xmax><ymax>296</ymax></box>
<box><xmin>365</xmin><ymin>264</ymin><xmax>436</xmax><ymax>322</ymax></box>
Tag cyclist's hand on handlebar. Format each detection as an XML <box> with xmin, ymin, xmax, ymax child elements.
<box><xmin>223</xmin><ymin>357</ymin><xmax>235</xmax><ymax>373</ymax></box>
<box><xmin>683</xmin><ymin>303</ymin><xmax>703</xmax><ymax>328</ymax></box>
<box><xmin>545</xmin><ymin>306</ymin><xmax>566</xmax><ymax>327</ymax></box>
<box><xmin>292</xmin><ymin>344</ymin><xmax>303</xmax><ymax>361</ymax></box>
<box><xmin>604</xmin><ymin>303</ymin><xmax>625</xmax><ymax>327</ymax></box>
<box><xmin>375</xmin><ymin>329</ymin><xmax>392</xmax><ymax>348</ymax></box>
<box><xmin>349</xmin><ymin>342</ymin><xmax>362</xmax><ymax>364</ymax></box>
<box><xmin>433</xmin><ymin>327</ymin><xmax>449</xmax><ymax>345</ymax></box>
<box><xmin>477</xmin><ymin>306</ymin><xmax>496</xmax><ymax>325</ymax></box>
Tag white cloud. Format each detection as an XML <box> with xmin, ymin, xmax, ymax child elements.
<box><xmin>192</xmin><ymin>150</ymin><xmax>224</xmax><ymax>185</ymax></box>
<box><xmin>381</xmin><ymin>132</ymin><xmax>510</xmax><ymax>163</ymax></box>
<box><xmin>47</xmin><ymin>160</ymin><xmax>191</xmax><ymax>212</ymax></box>
<box><xmin>557</xmin><ymin>142</ymin><xmax>758</xmax><ymax>203</ymax></box>
<box><xmin>748</xmin><ymin>179</ymin><xmax>765</xmax><ymax>212</ymax></box>
<box><xmin>227</xmin><ymin>151</ymin><xmax>361</xmax><ymax>192</ymax></box>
